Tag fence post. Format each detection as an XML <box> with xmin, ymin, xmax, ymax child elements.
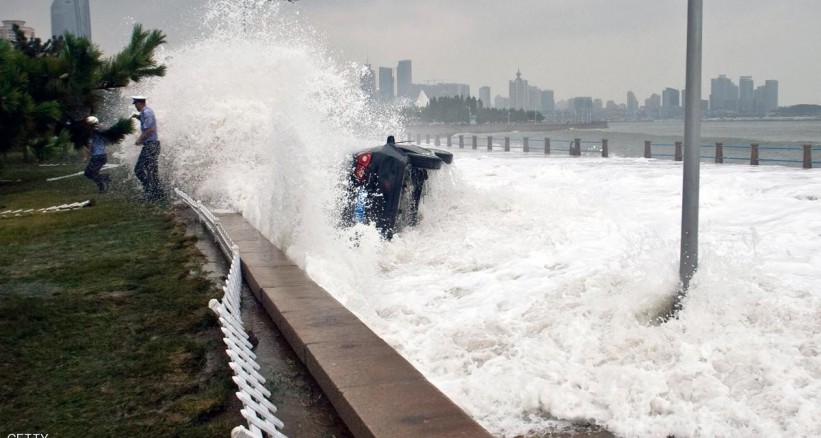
<box><xmin>602</xmin><ymin>139</ymin><xmax>608</xmax><ymax>158</ymax></box>
<box><xmin>523</xmin><ymin>137</ymin><xmax>530</xmax><ymax>152</ymax></box>
<box><xmin>574</xmin><ymin>138</ymin><xmax>581</xmax><ymax>156</ymax></box>
<box><xmin>447</xmin><ymin>135</ymin><xmax>452</xmax><ymax>147</ymax></box>
<box><xmin>459</xmin><ymin>135</ymin><xmax>464</xmax><ymax>149</ymax></box>
<box><xmin>750</xmin><ymin>143</ymin><xmax>759</xmax><ymax>165</ymax></box>
<box><xmin>715</xmin><ymin>142</ymin><xmax>723</xmax><ymax>164</ymax></box>
<box><xmin>675</xmin><ymin>141</ymin><xmax>683</xmax><ymax>161</ymax></box>
<box><xmin>545</xmin><ymin>138</ymin><xmax>551</xmax><ymax>155</ymax></box>
<box><xmin>505</xmin><ymin>137</ymin><xmax>510</xmax><ymax>152</ymax></box>
<box><xmin>644</xmin><ymin>140</ymin><xmax>652</xmax><ymax>158</ymax></box>
<box><xmin>434</xmin><ymin>135</ymin><xmax>440</xmax><ymax>146</ymax></box>
<box><xmin>416</xmin><ymin>133</ymin><xmax>421</xmax><ymax>145</ymax></box>
<box><xmin>426</xmin><ymin>134</ymin><xmax>430</xmax><ymax>145</ymax></box>
<box><xmin>487</xmin><ymin>136</ymin><xmax>493</xmax><ymax>151</ymax></box>
<box><xmin>472</xmin><ymin>135</ymin><xmax>478</xmax><ymax>150</ymax></box>
<box><xmin>803</xmin><ymin>144</ymin><xmax>812</xmax><ymax>169</ymax></box>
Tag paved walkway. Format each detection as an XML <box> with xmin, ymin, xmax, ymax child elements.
<box><xmin>216</xmin><ymin>214</ymin><xmax>494</xmax><ymax>438</ymax></box>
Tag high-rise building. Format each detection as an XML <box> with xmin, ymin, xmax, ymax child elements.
<box><xmin>626</xmin><ymin>91</ymin><xmax>639</xmax><ymax>119</ymax></box>
<box><xmin>378</xmin><ymin>67</ymin><xmax>394</xmax><ymax>101</ymax></box>
<box><xmin>661</xmin><ymin>87</ymin><xmax>681</xmax><ymax>119</ymax></box>
<box><xmin>51</xmin><ymin>0</ymin><xmax>91</xmax><ymax>39</ymax></box>
<box><xmin>754</xmin><ymin>80</ymin><xmax>778</xmax><ymax>114</ymax></box>
<box><xmin>508</xmin><ymin>70</ymin><xmax>529</xmax><ymax>111</ymax></box>
<box><xmin>709</xmin><ymin>74</ymin><xmax>739</xmax><ymax>114</ymax></box>
<box><xmin>0</xmin><ymin>20</ymin><xmax>35</xmax><ymax>41</ymax></box>
<box><xmin>478</xmin><ymin>86</ymin><xmax>491</xmax><ymax>108</ymax></box>
<box><xmin>494</xmin><ymin>95</ymin><xmax>510</xmax><ymax>109</ymax></box>
<box><xmin>739</xmin><ymin>76</ymin><xmax>754</xmax><ymax>115</ymax></box>
<box><xmin>396</xmin><ymin>60</ymin><xmax>412</xmax><ymax>99</ymax></box>
<box><xmin>540</xmin><ymin>90</ymin><xmax>555</xmax><ymax>113</ymax></box>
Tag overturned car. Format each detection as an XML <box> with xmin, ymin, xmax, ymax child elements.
<box><xmin>340</xmin><ymin>136</ymin><xmax>453</xmax><ymax>239</ymax></box>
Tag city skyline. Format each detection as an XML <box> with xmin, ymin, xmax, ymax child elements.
<box><xmin>1</xmin><ymin>0</ymin><xmax>819</xmax><ymax>106</ymax></box>
<box><xmin>368</xmin><ymin>60</ymin><xmax>781</xmax><ymax>119</ymax></box>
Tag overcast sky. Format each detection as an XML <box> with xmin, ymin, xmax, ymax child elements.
<box><xmin>3</xmin><ymin>0</ymin><xmax>820</xmax><ymax>106</ymax></box>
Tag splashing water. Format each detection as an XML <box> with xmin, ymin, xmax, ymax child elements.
<box><xmin>124</xmin><ymin>2</ymin><xmax>821</xmax><ymax>437</ymax></box>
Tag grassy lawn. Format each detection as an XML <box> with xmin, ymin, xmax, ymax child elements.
<box><xmin>0</xmin><ymin>154</ymin><xmax>239</xmax><ymax>436</ymax></box>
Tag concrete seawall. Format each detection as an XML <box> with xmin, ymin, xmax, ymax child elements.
<box><xmin>215</xmin><ymin>213</ymin><xmax>494</xmax><ymax>438</ymax></box>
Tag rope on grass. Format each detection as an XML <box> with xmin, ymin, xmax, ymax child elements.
<box><xmin>0</xmin><ymin>200</ymin><xmax>92</xmax><ymax>219</ymax></box>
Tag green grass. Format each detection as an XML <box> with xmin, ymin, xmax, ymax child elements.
<box><xmin>0</xmin><ymin>154</ymin><xmax>239</xmax><ymax>436</ymax></box>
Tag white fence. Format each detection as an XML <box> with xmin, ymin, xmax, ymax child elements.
<box><xmin>175</xmin><ymin>188</ymin><xmax>288</xmax><ymax>438</ymax></box>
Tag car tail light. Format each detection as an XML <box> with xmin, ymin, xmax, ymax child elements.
<box><xmin>353</xmin><ymin>152</ymin><xmax>372</xmax><ymax>181</ymax></box>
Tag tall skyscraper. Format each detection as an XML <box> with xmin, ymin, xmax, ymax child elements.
<box><xmin>508</xmin><ymin>70</ymin><xmax>529</xmax><ymax>111</ymax></box>
<box><xmin>378</xmin><ymin>67</ymin><xmax>394</xmax><ymax>102</ymax></box>
<box><xmin>396</xmin><ymin>60</ymin><xmax>412</xmax><ymax>99</ymax></box>
<box><xmin>754</xmin><ymin>80</ymin><xmax>779</xmax><ymax>114</ymax></box>
<box><xmin>51</xmin><ymin>0</ymin><xmax>91</xmax><ymax>40</ymax></box>
<box><xmin>479</xmin><ymin>86</ymin><xmax>491</xmax><ymax>108</ymax></box>
<box><xmin>739</xmin><ymin>76</ymin><xmax>754</xmax><ymax>115</ymax></box>
<box><xmin>626</xmin><ymin>91</ymin><xmax>639</xmax><ymax>118</ymax></box>
<box><xmin>709</xmin><ymin>75</ymin><xmax>739</xmax><ymax>114</ymax></box>
<box><xmin>540</xmin><ymin>90</ymin><xmax>555</xmax><ymax>113</ymax></box>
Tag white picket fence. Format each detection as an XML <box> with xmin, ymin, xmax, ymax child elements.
<box><xmin>175</xmin><ymin>188</ymin><xmax>288</xmax><ymax>438</ymax></box>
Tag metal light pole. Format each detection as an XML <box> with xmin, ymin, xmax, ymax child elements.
<box><xmin>674</xmin><ymin>0</ymin><xmax>703</xmax><ymax>316</ymax></box>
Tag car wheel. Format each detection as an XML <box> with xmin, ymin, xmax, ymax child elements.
<box><xmin>428</xmin><ymin>149</ymin><xmax>453</xmax><ymax>164</ymax></box>
<box><xmin>405</xmin><ymin>151</ymin><xmax>443</xmax><ymax>170</ymax></box>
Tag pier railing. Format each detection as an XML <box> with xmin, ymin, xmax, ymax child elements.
<box><xmin>411</xmin><ymin>134</ymin><xmax>820</xmax><ymax>169</ymax></box>
<box><xmin>175</xmin><ymin>188</ymin><xmax>288</xmax><ymax>438</ymax></box>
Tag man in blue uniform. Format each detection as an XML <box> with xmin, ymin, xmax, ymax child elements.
<box><xmin>83</xmin><ymin>116</ymin><xmax>111</xmax><ymax>193</ymax></box>
<box><xmin>131</xmin><ymin>96</ymin><xmax>163</xmax><ymax>201</ymax></box>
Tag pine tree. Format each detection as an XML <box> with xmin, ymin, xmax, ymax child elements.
<box><xmin>0</xmin><ymin>24</ymin><xmax>167</xmax><ymax>162</ymax></box>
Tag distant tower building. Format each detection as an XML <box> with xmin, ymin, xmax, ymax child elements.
<box><xmin>0</xmin><ymin>20</ymin><xmax>35</xmax><ymax>41</ymax></box>
<box><xmin>51</xmin><ymin>0</ymin><xmax>91</xmax><ymax>39</ymax></box>
<box><xmin>359</xmin><ymin>63</ymin><xmax>376</xmax><ymax>100</ymax></box>
<box><xmin>479</xmin><ymin>86</ymin><xmax>491</xmax><ymax>108</ymax></box>
<box><xmin>645</xmin><ymin>93</ymin><xmax>661</xmax><ymax>119</ymax></box>
<box><xmin>527</xmin><ymin>86</ymin><xmax>541</xmax><ymax>112</ymax></box>
<box><xmin>568</xmin><ymin>97</ymin><xmax>594</xmax><ymax>123</ymax></box>
<box><xmin>378</xmin><ymin>67</ymin><xmax>394</xmax><ymax>102</ymax></box>
<box><xmin>540</xmin><ymin>90</ymin><xmax>555</xmax><ymax>113</ymax></box>
<box><xmin>626</xmin><ymin>91</ymin><xmax>639</xmax><ymax>119</ymax></box>
<box><xmin>739</xmin><ymin>76</ymin><xmax>754</xmax><ymax>115</ymax></box>
<box><xmin>396</xmin><ymin>60</ymin><xmax>412</xmax><ymax>99</ymax></box>
<box><xmin>509</xmin><ymin>70</ymin><xmax>529</xmax><ymax>111</ymax></box>
<box><xmin>494</xmin><ymin>95</ymin><xmax>510</xmax><ymax>109</ymax></box>
<box><xmin>661</xmin><ymin>87</ymin><xmax>681</xmax><ymax>119</ymax></box>
<box><xmin>709</xmin><ymin>74</ymin><xmax>739</xmax><ymax>114</ymax></box>
<box><xmin>754</xmin><ymin>80</ymin><xmax>778</xmax><ymax>114</ymax></box>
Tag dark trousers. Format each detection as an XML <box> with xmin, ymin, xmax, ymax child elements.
<box><xmin>84</xmin><ymin>154</ymin><xmax>110</xmax><ymax>192</ymax></box>
<box><xmin>135</xmin><ymin>140</ymin><xmax>162</xmax><ymax>200</ymax></box>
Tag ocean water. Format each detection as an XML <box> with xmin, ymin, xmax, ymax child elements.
<box><xmin>121</xmin><ymin>1</ymin><xmax>821</xmax><ymax>437</ymax></box>
<box><xmin>460</xmin><ymin>119</ymin><xmax>821</xmax><ymax>168</ymax></box>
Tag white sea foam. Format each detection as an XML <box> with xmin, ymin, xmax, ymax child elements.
<box><xmin>124</xmin><ymin>2</ymin><xmax>821</xmax><ymax>436</ymax></box>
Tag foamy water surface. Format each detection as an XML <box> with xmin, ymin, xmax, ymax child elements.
<box><xmin>121</xmin><ymin>2</ymin><xmax>821</xmax><ymax>436</ymax></box>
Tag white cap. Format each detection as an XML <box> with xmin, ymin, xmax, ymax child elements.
<box><xmin>86</xmin><ymin>116</ymin><xmax>99</xmax><ymax>124</ymax></box>
<box><xmin>131</xmin><ymin>95</ymin><xmax>147</xmax><ymax>102</ymax></box>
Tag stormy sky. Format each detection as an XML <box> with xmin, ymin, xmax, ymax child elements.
<box><xmin>3</xmin><ymin>0</ymin><xmax>820</xmax><ymax>106</ymax></box>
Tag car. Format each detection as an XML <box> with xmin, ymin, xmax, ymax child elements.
<box><xmin>341</xmin><ymin>136</ymin><xmax>453</xmax><ymax>239</ymax></box>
